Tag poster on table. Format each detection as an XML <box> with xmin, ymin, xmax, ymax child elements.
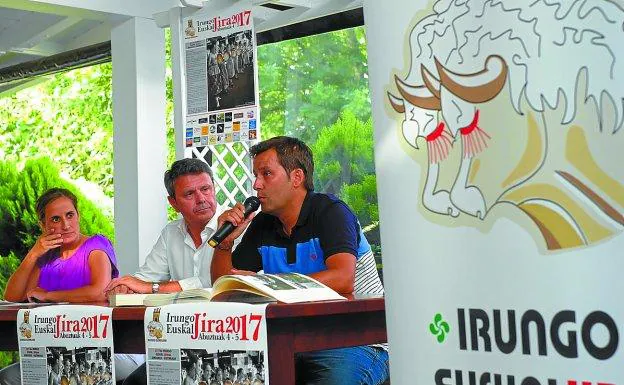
<box><xmin>145</xmin><ymin>303</ymin><xmax>269</xmax><ymax>385</ymax></box>
<box><xmin>183</xmin><ymin>0</ymin><xmax>259</xmax><ymax>149</ymax></box>
<box><xmin>17</xmin><ymin>305</ymin><xmax>115</xmax><ymax>385</ymax></box>
<box><xmin>363</xmin><ymin>0</ymin><xmax>624</xmax><ymax>383</ymax></box>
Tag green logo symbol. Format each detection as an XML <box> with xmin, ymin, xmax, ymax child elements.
<box><xmin>429</xmin><ymin>313</ymin><xmax>450</xmax><ymax>343</ymax></box>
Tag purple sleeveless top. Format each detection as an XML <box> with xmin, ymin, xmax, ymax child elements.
<box><xmin>37</xmin><ymin>235</ymin><xmax>119</xmax><ymax>291</ymax></box>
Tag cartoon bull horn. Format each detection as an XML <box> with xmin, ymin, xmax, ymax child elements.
<box><xmin>387</xmin><ymin>92</ymin><xmax>406</xmax><ymax>113</ymax></box>
<box><xmin>420</xmin><ymin>64</ymin><xmax>441</xmax><ymax>99</ymax></box>
<box><xmin>394</xmin><ymin>74</ymin><xmax>442</xmax><ymax>110</ymax></box>
<box><xmin>435</xmin><ymin>55</ymin><xmax>508</xmax><ymax>104</ymax></box>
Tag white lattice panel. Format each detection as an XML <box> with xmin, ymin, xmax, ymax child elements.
<box><xmin>186</xmin><ymin>142</ymin><xmax>255</xmax><ymax>209</ymax></box>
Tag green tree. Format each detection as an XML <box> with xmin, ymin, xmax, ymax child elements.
<box><xmin>0</xmin><ymin>64</ymin><xmax>114</xmax><ymax>197</ymax></box>
<box><xmin>341</xmin><ymin>174</ymin><xmax>379</xmax><ymax>227</ymax></box>
<box><xmin>312</xmin><ymin>111</ymin><xmax>375</xmax><ymax>195</ymax></box>
<box><xmin>0</xmin><ymin>252</ymin><xmax>20</xmax><ymax>297</ymax></box>
<box><xmin>258</xmin><ymin>27</ymin><xmax>370</xmax><ymax>141</ymax></box>
<box><xmin>0</xmin><ymin>350</ymin><xmax>18</xmax><ymax>370</ymax></box>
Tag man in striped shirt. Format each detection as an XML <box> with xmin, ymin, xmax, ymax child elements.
<box><xmin>211</xmin><ymin>136</ymin><xmax>388</xmax><ymax>385</ymax></box>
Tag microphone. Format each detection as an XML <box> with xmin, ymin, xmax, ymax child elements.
<box><xmin>208</xmin><ymin>196</ymin><xmax>260</xmax><ymax>248</ymax></box>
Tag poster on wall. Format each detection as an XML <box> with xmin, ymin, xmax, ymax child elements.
<box><xmin>17</xmin><ymin>306</ymin><xmax>115</xmax><ymax>385</ymax></box>
<box><xmin>364</xmin><ymin>0</ymin><xmax>624</xmax><ymax>383</ymax></box>
<box><xmin>145</xmin><ymin>302</ymin><xmax>269</xmax><ymax>385</ymax></box>
<box><xmin>182</xmin><ymin>1</ymin><xmax>259</xmax><ymax>149</ymax></box>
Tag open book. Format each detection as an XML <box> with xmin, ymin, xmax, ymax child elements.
<box><xmin>109</xmin><ymin>272</ymin><xmax>346</xmax><ymax>306</ymax></box>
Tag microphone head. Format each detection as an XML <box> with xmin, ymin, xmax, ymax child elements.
<box><xmin>244</xmin><ymin>196</ymin><xmax>261</xmax><ymax>212</ymax></box>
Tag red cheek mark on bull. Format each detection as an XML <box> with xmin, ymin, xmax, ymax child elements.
<box><xmin>426</xmin><ymin>122</ymin><xmax>454</xmax><ymax>164</ymax></box>
<box><xmin>459</xmin><ymin>110</ymin><xmax>490</xmax><ymax>159</ymax></box>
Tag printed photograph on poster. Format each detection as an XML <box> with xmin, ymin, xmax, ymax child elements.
<box><xmin>180</xmin><ymin>348</ymin><xmax>265</xmax><ymax>385</ymax></box>
<box><xmin>45</xmin><ymin>346</ymin><xmax>113</xmax><ymax>385</ymax></box>
<box><xmin>206</xmin><ymin>30</ymin><xmax>255</xmax><ymax>112</ymax></box>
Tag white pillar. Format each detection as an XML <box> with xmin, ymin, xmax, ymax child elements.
<box><xmin>111</xmin><ymin>17</ymin><xmax>167</xmax><ymax>275</ymax></box>
<box><xmin>168</xmin><ymin>6</ymin><xmax>187</xmax><ymax>160</ymax></box>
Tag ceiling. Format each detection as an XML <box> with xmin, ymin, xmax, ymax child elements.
<box><xmin>0</xmin><ymin>0</ymin><xmax>362</xmax><ymax>94</ymax></box>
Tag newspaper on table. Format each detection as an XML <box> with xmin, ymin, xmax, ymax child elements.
<box><xmin>17</xmin><ymin>305</ymin><xmax>115</xmax><ymax>385</ymax></box>
<box><xmin>145</xmin><ymin>303</ymin><xmax>269</xmax><ymax>385</ymax></box>
<box><xmin>182</xmin><ymin>0</ymin><xmax>260</xmax><ymax>149</ymax></box>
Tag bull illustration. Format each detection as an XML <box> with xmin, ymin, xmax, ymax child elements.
<box><xmin>387</xmin><ymin>0</ymin><xmax>624</xmax><ymax>250</ymax></box>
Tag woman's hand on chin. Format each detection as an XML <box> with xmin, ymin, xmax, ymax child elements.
<box><xmin>29</xmin><ymin>230</ymin><xmax>63</xmax><ymax>259</ymax></box>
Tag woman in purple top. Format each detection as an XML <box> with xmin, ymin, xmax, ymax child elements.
<box><xmin>4</xmin><ymin>187</ymin><xmax>118</xmax><ymax>303</ymax></box>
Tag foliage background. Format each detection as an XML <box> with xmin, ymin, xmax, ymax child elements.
<box><xmin>0</xmin><ymin>27</ymin><xmax>379</xmax><ymax>365</ymax></box>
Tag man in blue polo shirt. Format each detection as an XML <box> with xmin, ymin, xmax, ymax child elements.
<box><xmin>211</xmin><ymin>136</ymin><xmax>388</xmax><ymax>385</ymax></box>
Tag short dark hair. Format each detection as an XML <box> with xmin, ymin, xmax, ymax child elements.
<box><xmin>36</xmin><ymin>188</ymin><xmax>78</xmax><ymax>222</ymax></box>
<box><xmin>250</xmin><ymin>136</ymin><xmax>314</xmax><ymax>191</ymax></box>
<box><xmin>164</xmin><ymin>158</ymin><xmax>213</xmax><ymax>197</ymax></box>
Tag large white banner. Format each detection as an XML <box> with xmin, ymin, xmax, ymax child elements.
<box><xmin>17</xmin><ymin>305</ymin><xmax>115</xmax><ymax>385</ymax></box>
<box><xmin>363</xmin><ymin>0</ymin><xmax>624</xmax><ymax>383</ymax></box>
<box><xmin>145</xmin><ymin>303</ymin><xmax>269</xmax><ymax>385</ymax></box>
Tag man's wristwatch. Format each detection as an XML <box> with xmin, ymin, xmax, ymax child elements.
<box><xmin>151</xmin><ymin>282</ymin><xmax>160</xmax><ymax>294</ymax></box>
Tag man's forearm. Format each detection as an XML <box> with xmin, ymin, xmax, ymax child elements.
<box><xmin>46</xmin><ymin>284</ymin><xmax>108</xmax><ymax>303</ymax></box>
<box><xmin>309</xmin><ymin>253</ymin><xmax>357</xmax><ymax>294</ymax></box>
<box><xmin>158</xmin><ymin>281</ymin><xmax>183</xmax><ymax>293</ymax></box>
<box><xmin>108</xmin><ymin>276</ymin><xmax>182</xmax><ymax>294</ymax></box>
<box><xmin>309</xmin><ymin>269</ymin><xmax>355</xmax><ymax>294</ymax></box>
<box><xmin>211</xmin><ymin>244</ymin><xmax>234</xmax><ymax>282</ymax></box>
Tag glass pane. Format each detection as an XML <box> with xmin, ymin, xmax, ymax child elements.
<box><xmin>257</xmin><ymin>26</ymin><xmax>382</xmax><ymax>269</ymax></box>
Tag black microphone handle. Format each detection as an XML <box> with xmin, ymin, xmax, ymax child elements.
<box><xmin>209</xmin><ymin>222</ymin><xmax>236</xmax><ymax>245</ymax></box>
<box><xmin>208</xmin><ymin>196</ymin><xmax>260</xmax><ymax>247</ymax></box>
